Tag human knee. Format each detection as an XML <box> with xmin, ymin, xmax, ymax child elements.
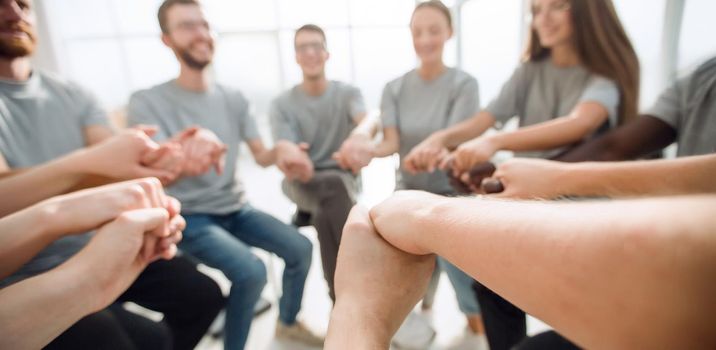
<box><xmin>228</xmin><ymin>257</ymin><xmax>267</xmax><ymax>290</ymax></box>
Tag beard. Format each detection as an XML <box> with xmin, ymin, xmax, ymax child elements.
<box><xmin>176</xmin><ymin>39</ymin><xmax>213</xmax><ymax>70</ymax></box>
<box><xmin>0</xmin><ymin>22</ymin><xmax>37</xmax><ymax>59</ymax></box>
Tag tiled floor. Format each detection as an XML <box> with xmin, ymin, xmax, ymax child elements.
<box><xmin>186</xmin><ymin>140</ymin><xmax>550</xmax><ymax>349</ymax></box>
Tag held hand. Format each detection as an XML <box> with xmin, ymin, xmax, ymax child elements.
<box><xmin>276</xmin><ymin>141</ymin><xmax>314</xmax><ymax>183</ymax></box>
<box><xmin>75</xmin><ymin>127</ymin><xmax>176</xmax><ymax>181</ymax></box>
<box><xmin>403</xmin><ymin>134</ymin><xmax>450</xmax><ymax>174</ymax></box>
<box><xmin>141</xmin><ymin>141</ymin><xmax>185</xmax><ymax>184</ymax></box>
<box><xmin>486</xmin><ymin>158</ymin><xmax>567</xmax><ymax>199</ymax></box>
<box><xmin>445</xmin><ymin>160</ymin><xmax>497</xmax><ymax>194</ymax></box>
<box><xmin>370</xmin><ymin>190</ymin><xmax>448</xmax><ymax>255</ymax></box>
<box><xmin>174</xmin><ymin>126</ymin><xmax>228</xmax><ymax>177</ymax></box>
<box><xmin>74</xmin><ymin>207</ymin><xmax>184</xmax><ymax>312</ymax></box>
<box><xmin>447</xmin><ymin>136</ymin><xmax>500</xmax><ymax>177</ymax></box>
<box><xmin>327</xmin><ymin>206</ymin><xmax>436</xmax><ymax>348</ymax></box>
<box><xmin>332</xmin><ymin>134</ymin><xmax>375</xmax><ymax>174</ymax></box>
<box><xmin>41</xmin><ymin>178</ymin><xmax>176</xmax><ymax>239</ymax></box>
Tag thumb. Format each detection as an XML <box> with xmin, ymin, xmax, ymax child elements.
<box><xmin>439</xmin><ymin>154</ymin><xmax>454</xmax><ymax>171</ymax></box>
<box><xmin>133</xmin><ymin>124</ymin><xmax>158</xmax><ymax>138</ymax></box>
<box><xmin>214</xmin><ymin>155</ymin><xmax>226</xmax><ymax>175</ymax></box>
<box><xmin>141</xmin><ymin>145</ymin><xmax>170</xmax><ymax>165</ymax></box>
<box><xmin>298</xmin><ymin>142</ymin><xmax>310</xmax><ymax>152</ymax></box>
<box><xmin>174</xmin><ymin>126</ymin><xmax>200</xmax><ymax>142</ymax></box>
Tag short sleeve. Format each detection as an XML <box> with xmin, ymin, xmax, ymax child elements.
<box><xmin>127</xmin><ymin>92</ymin><xmax>171</xmax><ymax>141</ymax></box>
<box><xmin>236</xmin><ymin>95</ymin><xmax>260</xmax><ymax>141</ymax></box>
<box><xmin>268</xmin><ymin>98</ymin><xmax>301</xmax><ymax>143</ymax></box>
<box><xmin>69</xmin><ymin>82</ymin><xmax>109</xmax><ymax>128</ymax></box>
<box><xmin>643</xmin><ymin>77</ymin><xmax>688</xmax><ymax>130</ymax></box>
<box><xmin>379</xmin><ymin>81</ymin><xmax>399</xmax><ymax>128</ymax></box>
<box><xmin>347</xmin><ymin>85</ymin><xmax>367</xmax><ymax>120</ymax></box>
<box><xmin>447</xmin><ymin>75</ymin><xmax>480</xmax><ymax>125</ymax></box>
<box><xmin>578</xmin><ymin>76</ymin><xmax>620</xmax><ymax>127</ymax></box>
<box><xmin>485</xmin><ymin>64</ymin><xmax>527</xmax><ymax>124</ymax></box>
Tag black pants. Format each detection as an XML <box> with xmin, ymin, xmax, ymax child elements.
<box><xmin>473</xmin><ymin>283</ymin><xmax>581</xmax><ymax>350</ymax></box>
<box><xmin>514</xmin><ymin>331</ymin><xmax>581</xmax><ymax>350</ymax></box>
<box><xmin>47</xmin><ymin>257</ymin><xmax>225</xmax><ymax>350</ymax></box>
<box><xmin>473</xmin><ymin>282</ymin><xmax>527</xmax><ymax>350</ymax></box>
<box><xmin>46</xmin><ymin>304</ymin><xmax>171</xmax><ymax>350</ymax></box>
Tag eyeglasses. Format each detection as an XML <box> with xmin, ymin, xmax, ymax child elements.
<box><xmin>295</xmin><ymin>42</ymin><xmax>326</xmax><ymax>54</ymax></box>
<box><xmin>172</xmin><ymin>20</ymin><xmax>211</xmax><ymax>34</ymax></box>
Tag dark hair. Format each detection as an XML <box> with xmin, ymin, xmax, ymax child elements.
<box><xmin>294</xmin><ymin>24</ymin><xmax>327</xmax><ymax>47</ymax></box>
<box><xmin>158</xmin><ymin>0</ymin><xmax>201</xmax><ymax>34</ymax></box>
<box><xmin>412</xmin><ymin>0</ymin><xmax>453</xmax><ymax>31</ymax></box>
<box><xmin>524</xmin><ymin>0</ymin><xmax>640</xmax><ymax>125</ymax></box>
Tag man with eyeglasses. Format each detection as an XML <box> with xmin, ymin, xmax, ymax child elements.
<box><xmin>127</xmin><ymin>1</ymin><xmax>322</xmax><ymax>348</ymax></box>
<box><xmin>269</xmin><ymin>24</ymin><xmax>379</xmax><ymax>303</ymax></box>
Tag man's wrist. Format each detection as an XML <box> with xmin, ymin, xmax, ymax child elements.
<box><xmin>54</xmin><ymin>254</ymin><xmax>107</xmax><ymax>313</ymax></box>
<box><xmin>274</xmin><ymin>140</ymin><xmax>298</xmax><ymax>153</ymax></box>
<box><xmin>564</xmin><ymin>162</ymin><xmax>598</xmax><ymax>197</ymax></box>
<box><xmin>328</xmin><ymin>300</ymin><xmax>393</xmax><ymax>349</ymax></box>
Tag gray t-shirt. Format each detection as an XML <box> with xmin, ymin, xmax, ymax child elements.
<box><xmin>486</xmin><ymin>58</ymin><xmax>620</xmax><ymax>158</ymax></box>
<box><xmin>381</xmin><ymin>68</ymin><xmax>480</xmax><ymax>194</ymax></box>
<box><xmin>269</xmin><ymin>81</ymin><xmax>366</xmax><ymax>169</ymax></box>
<box><xmin>127</xmin><ymin>81</ymin><xmax>260</xmax><ymax>215</ymax></box>
<box><xmin>644</xmin><ymin>57</ymin><xmax>716</xmax><ymax>157</ymax></box>
<box><xmin>0</xmin><ymin>71</ymin><xmax>108</xmax><ymax>287</ymax></box>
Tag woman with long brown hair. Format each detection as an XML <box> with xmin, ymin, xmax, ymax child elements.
<box><xmin>404</xmin><ymin>0</ymin><xmax>639</xmax><ymax>184</ymax></box>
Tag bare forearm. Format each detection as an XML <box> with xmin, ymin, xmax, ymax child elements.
<box><xmin>352</xmin><ymin>112</ymin><xmax>380</xmax><ymax>138</ymax></box>
<box><xmin>0</xmin><ymin>205</ymin><xmax>57</xmax><ymax>279</ymax></box>
<box><xmin>439</xmin><ymin>111</ymin><xmax>495</xmax><ymax>149</ymax></box>
<box><xmin>0</xmin><ymin>158</ymin><xmax>84</xmax><ymax>217</ymax></box>
<box><xmin>491</xmin><ymin>114</ymin><xmax>601</xmax><ymax>153</ymax></box>
<box><xmin>326</xmin><ymin>302</ymin><xmax>393</xmax><ymax>349</ymax></box>
<box><xmin>0</xmin><ymin>265</ymin><xmax>97</xmax><ymax>349</ymax></box>
<box><xmin>250</xmin><ymin>139</ymin><xmax>280</xmax><ymax>168</ymax></box>
<box><xmin>372</xmin><ymin>139</ymin><xmax>398</xmax><ymax>158</ymax></box>
<box><xmin>371</xmin><ymin>127</ymin><xmax>400</xmax><ymax>158</ymax></box>
<box><xmin>415</xmin><ymin>196</ymin><xmax>716</xmax><ymax>349</ymax></box>
<box><xmin>327</xmin><ymin>207</ymin><xmax>436</xmax><ymax>349</ymax></box>
<box><xmin>254</xmin><ymin>148</ymin><xmax>277</xmax><ymax>168</ymax></box>
<box><xmin>562</xmin><ymin>154</ymin><xmax>716</xmax><ymax>197</ymax></box>
<box><xmin>554</xmin><ymin>116</ymin><xmax>677</xmax><ymax>162</ymax></box>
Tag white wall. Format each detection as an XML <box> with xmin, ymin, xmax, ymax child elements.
<box><xmin>35</xmin><ymin>0</ymin><xmax>716</xmax><ymax>118</ymax></box>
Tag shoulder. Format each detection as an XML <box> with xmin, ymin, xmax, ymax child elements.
<box><xmin>450</xmin><ymin>68</ymin><xmax>479</xmax><ymax>89</ymax></box>
<box><xmin>331</xmin><ymin>80</ymin><xmax>362</xmax><ymax>97</ymax></box>
<box><xmin>587</xmin><ymin>75</ymin><xmax>618</xmax><ymax>90</ymax></box>
<box><xmin>271</xmin><ymin>86</ymin><xmax>297</xmax><ymax>108</ymax></box>
<box><xmin>129</xmin><ymin>80</ymin><xmax>174</xmax><ymax>104</ymax></box>
<box><xmin>216</xmin><ymin>83</ymin><xmax>248</xmax><ymax>101</ymax></box>
<box><xmin>36</xmin><ymin>71</ymin><xmax>96</xmax><ymax>102</ymax></box>
<box><xmin>383</xmin><ymin>69</ymin><xmax>415</xmax><ymax>95</ymax></box>
<box><xmin>215</xmin><ymin>84</ymin><xmax>250</xmax><ymax>110</ymax></box>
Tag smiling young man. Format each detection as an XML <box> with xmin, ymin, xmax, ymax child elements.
<box><xmin>269</xmin><ymin>24</ymin><xmax>377</xmax><ymax>303</ymax></box>
<box><xmin>127</xmin><ymin>1</ymin><xmax>322</xmax><ymax>348</ymax></box>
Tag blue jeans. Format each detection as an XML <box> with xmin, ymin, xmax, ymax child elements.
<box><xmin>439</xmin><ymin>257</ymin><xmax>481</xmax><ymax>315</ymax></box>
<box><xmin>181</xmin><ymin>204</ymin><xmax>313</xmax><ymax>350</ymax></box>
